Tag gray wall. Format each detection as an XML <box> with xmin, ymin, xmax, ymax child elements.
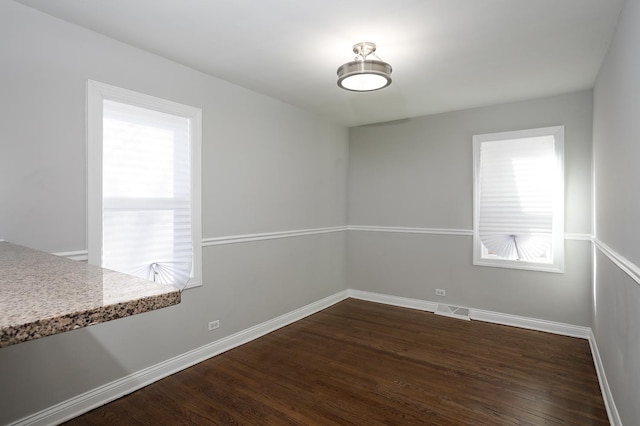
<box><xmin>592</xmin><ymin>0</ymin><xmax>640</xmax><ymax>423</ymax></box>
<box><xmin>2</xmin><ymin>0</ymin><xmax>632</xmax><ymax>423</ymax></box>
<box><xmin>0</xmin><ymin>2</ymin><xmax>348</xmax><ymax>424</ymax></box>
<box><xmin>348</xmin><ymin>91</ymin><xmax>594</xmax><ymax>326</ymax></box>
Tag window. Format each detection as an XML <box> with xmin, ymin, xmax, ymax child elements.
<box><xmin>87</xmin><ymin>80</ymin><xmax>202</xmax><ymax>288</ymax></box>
<box><xmin>473</xmin><ymin>126</ymin><xmax>564</xmax><ymax>273</ymax></box>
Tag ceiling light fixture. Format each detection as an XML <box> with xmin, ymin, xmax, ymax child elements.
<box><xmin>337</xmin><ymin>42</ymin><xmax>392</xmax><ymax>92</ymax></box>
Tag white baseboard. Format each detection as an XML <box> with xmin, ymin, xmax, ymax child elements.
<box><xmin>349</xmin><ymin>290</ymin><xmax>590</xmax><ymax>338</ymax></box>
<box><xmin>10</xmin><ymin>290</ymin><xmax>349</xmax><ymax>426</ymax></box>
<box><xmin>11</xmin><ymin>289</ymin><xmax>619</xmax><ymax>426</ymax></box>
<box><xmin>347</xmin><ymin>289</ymin><xmax>438</xmax><ymax>312</ymax></box>
<box><xmin>468</xmin><ymin>308</ymin><xmax>591</xmax><ymax>339</ymax></box>
<box><xmin>588</xmin><ymin>330</ymin><xmax>622</xmax><ymax>426</ymax></box>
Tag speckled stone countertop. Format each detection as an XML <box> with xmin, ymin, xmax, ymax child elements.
<box><xmin>0</xmin><ymin>242</ymin><xmax>181</xmax><ymax>348</ymax></box>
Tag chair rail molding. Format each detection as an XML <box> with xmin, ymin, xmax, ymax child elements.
<box><xmin>348</xmin><ymin>225</ymin><xmax>591</xmax><ymax>241</ymax></box>
<box><xmin>347</xmin><ymin>225</ymin><xmax>473</xmax><ymax>236</ymax></box>
<box><xmin>593</xmin><ymin>237</ymin><xmax>640</xmax><ymax>286</ymax></box>
<box><xmin>42</xmin><ymin>227</ymin><xmax>592</xmax><ymax>260</ymax></box>
<box><xmin>202</xmin><ymin>226</ymin><xmax>347</xmax><ymax>246</ymax></box>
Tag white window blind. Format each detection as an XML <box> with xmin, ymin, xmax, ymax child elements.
<box><xmin>102</xmin><ymin>100</ymin><xmax>193</xmax><ymax>286</ymax></box>
<box><xmin>87</xmin><ymin>80</ymin><xmax>202</xmax><ymax>289</ymax></box>
<box><xmin>473</xmin><ymin>126</ymin><xmax>564</xmax><ymax>273</ymax></box>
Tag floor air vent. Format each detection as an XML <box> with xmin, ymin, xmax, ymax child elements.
<box><xmin>435</xmin><ymin>304</ymin><xmax>471</xmax><ymax>321</ymax></box>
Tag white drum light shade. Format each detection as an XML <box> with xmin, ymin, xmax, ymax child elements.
<box><xmin>337</xmin><ymin>42</ymin><xmax>392</xmax><ymax>92</ymax></box>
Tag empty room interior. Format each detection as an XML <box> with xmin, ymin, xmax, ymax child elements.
<box><xmin>1</xmin><ymin>0</ymin><xmax>639</xmax><ymax>425</ymax></box>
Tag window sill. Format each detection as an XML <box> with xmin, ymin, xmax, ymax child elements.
<box><xmin>0</xmin><ymin>242</ymin><xmax>181</xmax><ymax>348</ymax></box>
<box><xmin>473</xmin><ymin>258</ymin><xmax>564</xmax><ymax>274</ymax></box>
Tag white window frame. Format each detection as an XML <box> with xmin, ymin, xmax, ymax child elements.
<box><xmin>87</xmin><ymin>80</ymin><xmax>202</xmax><ymax>288</ymax></box>
<box><xmin>472</xmin><ymin>126</ymin><xmax>564</xmax><ymax>273</ymax></box>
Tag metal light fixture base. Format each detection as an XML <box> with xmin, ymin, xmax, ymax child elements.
<box><xmin>337</xmin><ymin>42</ymin><xmax>393</xmax><ymax>92</ymax></box>
<box><xmin>353</xmin><ymin>42</ymin><xmax>377</xmax><ymax>57</ymax></box>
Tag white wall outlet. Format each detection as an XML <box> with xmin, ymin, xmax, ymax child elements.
<box><xmin>435</xmin><ymin>289</ymin><xmax>446</xmax><ymax>297</ymax></box>
<box><xmin>208</xmin><ymin>320</ymin><xmax>220</xmax><ymax>331</ymax></box>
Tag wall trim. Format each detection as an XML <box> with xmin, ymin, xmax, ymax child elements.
<box><xmin>9</xmin><ymin>290</ymin><xmax>350</xmax><ymax>426</ymax></box>
<box><xmin>565</xmin><ymin>233</ymin><xmax>592</xmax><ymax>241</ymax></box>
<box><xmin>588</xmin><ymin>330</ymin><xmax>622</xmax><ymax>426</ymax></box>
<box><xmin>468</xmin><ymin>307</ymin><xmax>590</xmax><ymax>339</ymax></box>
<box><xmin>593</xmin><ymin>237</ymin><xmax>640</xmax><ymax>286</ymax></box>
<box><xmin>202</xmin><ymin>226</ymin><xmax>348</xmax><ymax>246</ymax></box>
<box><xmin>10</xmin><ymin>289</ymin><xmax>619</xmax><ymax>426</ymax></box>
<box><xmin>348</xmin><ymin>290</ymin><xmax>590</xmax><ymax>339</ymax></box>
<box><xmin>48</xmin><ymin>226</ymin><xmax>349</xmax><ymax>259</ymax></box>
<box><xmin>43</xmin><ymin>228</ymin><xmax>594</xmax><ymax>259</ymax></box>
<box><xmin>348</xmin><ymin>225</ymin><xmax>473</xmax><ymax>236</ymax></box>
<box><xmin>53</xmin><ymin>250</ymin><xmax>88</xmax><ymax>261</ymax></box>
<box><xmin>347</xmin><ymin>289</ymin><xmax>439</xmax><ymax>312</ymax></box>
<box><xmin>349</xmin><ymin>226</ymin><xmax>591</xmax><ymax>241</ymax></box>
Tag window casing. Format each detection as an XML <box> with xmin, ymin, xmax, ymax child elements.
<box><xmin>87</xmin><ymin>80</ymin><xmax>202</xmax><ymax>288</ymax></box>
<box><xmin>473</xmin><ymin>126</ymin><xmax>564</xmax><ymax>273</ymax></box>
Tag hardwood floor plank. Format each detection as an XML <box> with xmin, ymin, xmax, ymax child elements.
<box><xmin>64</xmin><ymin>299</ymin><xmax>608</xmax><ymax>425</ymax></box>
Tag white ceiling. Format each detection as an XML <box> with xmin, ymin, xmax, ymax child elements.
<box><xmin>16</xmin><ymin>0</ymin><xmax>625</xmax><ymax>127</ymax></box>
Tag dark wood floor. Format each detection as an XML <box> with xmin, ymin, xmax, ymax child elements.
<box><xmin>65</xmin><ymin>299</ymin><xmax>608</xmax><ymax>425</ymax></box>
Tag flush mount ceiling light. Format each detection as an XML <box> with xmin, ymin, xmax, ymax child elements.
<box><xmin>337</xmin><ymin>42</ymin><xmax>392</xmax><ymax>92</ymax></box>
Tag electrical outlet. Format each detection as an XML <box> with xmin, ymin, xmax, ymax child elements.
<box><xmin>435</xmin><ymin>289</ymin><xmax>446</xmax><ymax>297</ymax></box>
<box><xmin>208</xmin><ymin>320</ymin><xmax>220</xmax><ymax>331</ymax></box>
